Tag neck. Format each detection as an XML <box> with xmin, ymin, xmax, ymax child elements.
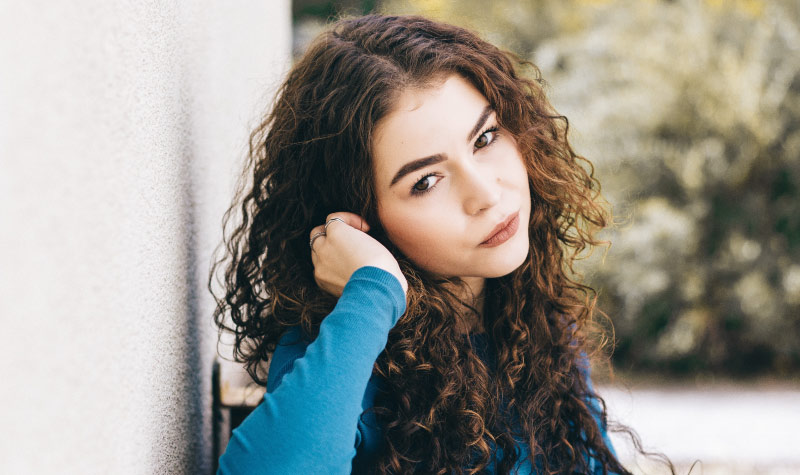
<box><xmin>451</xmin><ymin>276</ymin><xmax>486</xmax><ymax>334</ymax></box>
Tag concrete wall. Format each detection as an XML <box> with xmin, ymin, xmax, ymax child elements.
<box><xmin>0</xmin><ymin>1</ymin><xmax>291</xmax><ymax>473</ymax></box>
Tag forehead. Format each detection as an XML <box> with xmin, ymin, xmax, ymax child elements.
<box><xmin>372</xmin><ymin>75</ymin><xmax>490</xmax><ymax>184</ymax></box>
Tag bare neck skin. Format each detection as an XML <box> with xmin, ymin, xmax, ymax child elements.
<box><xmin>452</xmin><ymin>276</ymin><xmax>486</xmax><ymax>335</ymax></box>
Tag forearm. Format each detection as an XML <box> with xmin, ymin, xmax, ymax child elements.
<box><xmin>218</xmin><ymin>267</ymin><xmax>405</xmax><ymax>474</ymax></box>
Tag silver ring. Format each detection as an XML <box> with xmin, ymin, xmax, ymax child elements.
<box><xmin>309</xmin><ymin>231</ymin><xmax>326</xmax><ymax>249</ymax></box>
<box><xmin>324</xmin><ymin>217</ymin><xmax>346</xmax><ymax>232</ymax></box>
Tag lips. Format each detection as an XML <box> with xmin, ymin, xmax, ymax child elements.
<box><xmin>480</xmin><ymin>212</ymin><xmax>520</xmax><ymax>247</ymax></box>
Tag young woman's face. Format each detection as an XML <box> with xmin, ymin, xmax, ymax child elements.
<box><xmin>372</xmin><ymin>75</ymin><xmax>531</xmax><ymax>282</ymax></box>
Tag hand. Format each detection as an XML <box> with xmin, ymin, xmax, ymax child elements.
<box><xmin>309</xmin><ymin>212</ymin><xmax>407</xmax><ymax>297</ymax></box>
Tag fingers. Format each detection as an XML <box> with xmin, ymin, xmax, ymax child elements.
<box><xmin>308</xmin><ymin>212</ymin><xmax>369</xmax><ymax>252</ymax></box>
<box><xmin>308</xmin><ymin>212</ymin><xmax>392</xmax><ymax>298</ymax></box>
<box><xmin>309</xmin><ymin>225</ymin><xmax>326</xmax><ymax>254</ymax></box>
<box><xmin>325</xmin><ymin>212</ymin><xmax>370</xmax><ymax>233</ymax></box>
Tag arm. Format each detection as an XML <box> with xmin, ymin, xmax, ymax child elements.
<box><xmin>217</xmin><ymin>266</ymin><xmax>406</xmax><ymax>474</ymax></box>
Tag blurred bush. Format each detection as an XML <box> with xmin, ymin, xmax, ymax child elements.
<box><xmin>297</xmin><ymin>0</ymin><xmax>800</xmax><ymax>377</ymax></box>
<box><xmin>525</xmin><ymin>0</ymin><xmax>800</xmax><ymax>377</ymax></box>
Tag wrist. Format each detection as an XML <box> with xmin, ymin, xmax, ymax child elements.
<box><xmin>346</xmin><ymin>266</ymin><xmax>408</xmax><ymax>320</ymax></box>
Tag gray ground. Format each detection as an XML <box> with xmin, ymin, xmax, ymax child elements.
<box><xmin>599</xmin><ymin>385</ymin><xmax>800</xmax><ymax>474</ymax></box>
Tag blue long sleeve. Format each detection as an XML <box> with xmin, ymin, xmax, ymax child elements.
<box><xmin>217</xmin><ymin>266</ymin><xmax>406</xmax><ymax>475</ymax></box>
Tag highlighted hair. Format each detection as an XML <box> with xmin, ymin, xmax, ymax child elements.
<box><xmin>211</xmin><ymin>15</ymin><xmax>637</xmax><ymax>474</ymax></box>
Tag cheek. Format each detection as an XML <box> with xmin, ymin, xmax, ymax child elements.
<box><xmin>504</xmin><ymin>147</ymin><xmax>530</xmax><ymax>196</ymax></box>
<box><xmin>379</xmin><ymin>204</ymin><xmax>450</xmax><ymax>263</ymax></box>
<box><xmin>380</xmin><ymin>207</ymin><xmax>425</xmax><ymax>249</ymax></box>
<box><xmin>504</xmin><ymin>144</ymin><xmax>527</xmax><ymax>177</ymax></box>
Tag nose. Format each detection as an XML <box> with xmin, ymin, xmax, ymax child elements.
<box><xmin>460</xmin><ymin>162</ymin><xmax>501</xmax><ymax>216</ymax></box>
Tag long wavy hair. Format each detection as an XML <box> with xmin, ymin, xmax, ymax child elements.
<box><xmin>212</xmin><ymin>14</ymin><xmax>631</xmax><ymax>474</ymax></box>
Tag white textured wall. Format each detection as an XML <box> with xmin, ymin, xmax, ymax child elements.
<box><xmin>0</xmin><ymin>1</ymin><xmax>291</xmax><ymax>473</ymax></box>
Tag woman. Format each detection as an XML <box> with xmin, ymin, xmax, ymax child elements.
<box><xmin>213</xmin><ymin>14</ymin><xmax>629</xmax><ymax>474</ymax></box>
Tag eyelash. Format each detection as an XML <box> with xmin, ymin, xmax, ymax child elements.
<box><xmin>475</xmin><ymin>125</ymin><xmax>500</xmax><ymax>150</ymax></box>
<box><xmin>410</xmin><ymin>172</ymin><xmax>440</xmax><ymax>196</ymax></box>
<box><xmin>408</xmin><ymin>124</ymin><xmax>501</xmax><ymax>196</ymax></box>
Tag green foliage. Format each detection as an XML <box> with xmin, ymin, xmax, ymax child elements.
<box><xmin>529</xmin><ymin>0</ymin><xmax>800</xmax><ymax>377</ymax></box>
<box><xmin>294</xmin><ymin>0</ymin><xmax>378</xmax><ymax>20</ymax></box>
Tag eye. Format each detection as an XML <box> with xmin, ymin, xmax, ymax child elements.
<box><xmin>474</xmin><ymin>127</ymin><xmax>499</xmax><ymax>149</ymax></box>
<box><xmin>411</xmin><ymin>173</ymin><xmax>440</xmax><ymax>195</ymax></box>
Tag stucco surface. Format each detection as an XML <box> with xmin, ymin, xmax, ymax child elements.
<box><xmin>0</xmin><ymin>1</ymin><xmax>290</xmax><ymax>473</ymax></box>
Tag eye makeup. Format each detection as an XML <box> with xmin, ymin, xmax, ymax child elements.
<box><xmin>410</xmin><ymin>172</ymin><xmax>441</xmax><ymax>196</ymax></box>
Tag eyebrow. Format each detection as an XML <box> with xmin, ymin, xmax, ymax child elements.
<box><xmin>467</xmin><ymin>105</ymin><xmax>494</xmax><ymax>142</ymax></box>
<box><xmin>389</xmin><ymin>105</ymin><xmax>495</xmax><ymax>187</ymax></box>
<box><xmin>389</xmin><ymin>153</ymin><xmax>446</xmax><ymax>186</ymax></box>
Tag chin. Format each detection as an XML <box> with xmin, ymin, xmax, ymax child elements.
<box><xmin>484</xmin><ymin>259</ymin><xmax>527</xmax><ymax>278</ymax></box>
<box><xmin>481</xmin><ymin>240</ymin><xmax>530</xmax><ymax>278</ymax></box>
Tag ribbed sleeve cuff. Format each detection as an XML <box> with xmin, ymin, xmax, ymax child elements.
<box><xmin>340</xmin><ymin>266</ymin><xmax>407</xmax><ymax>327</ymax></box>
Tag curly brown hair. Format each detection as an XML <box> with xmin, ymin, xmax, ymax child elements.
<box><xmin>212</xmin><ymin>14</ymin><xmax>634</xmax><ymax>474</ymax></box>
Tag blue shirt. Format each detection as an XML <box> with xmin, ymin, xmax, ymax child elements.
<box><xmin>217</xmin><ymin>266</ymin><xmax>616</xmax><ymax>474</ymax></box>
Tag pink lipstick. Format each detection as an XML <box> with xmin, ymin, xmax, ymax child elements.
<box><xmin>480</xmin><ymin>213</ymin><xmax>519</xmax><ymax>247</ymax></box>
